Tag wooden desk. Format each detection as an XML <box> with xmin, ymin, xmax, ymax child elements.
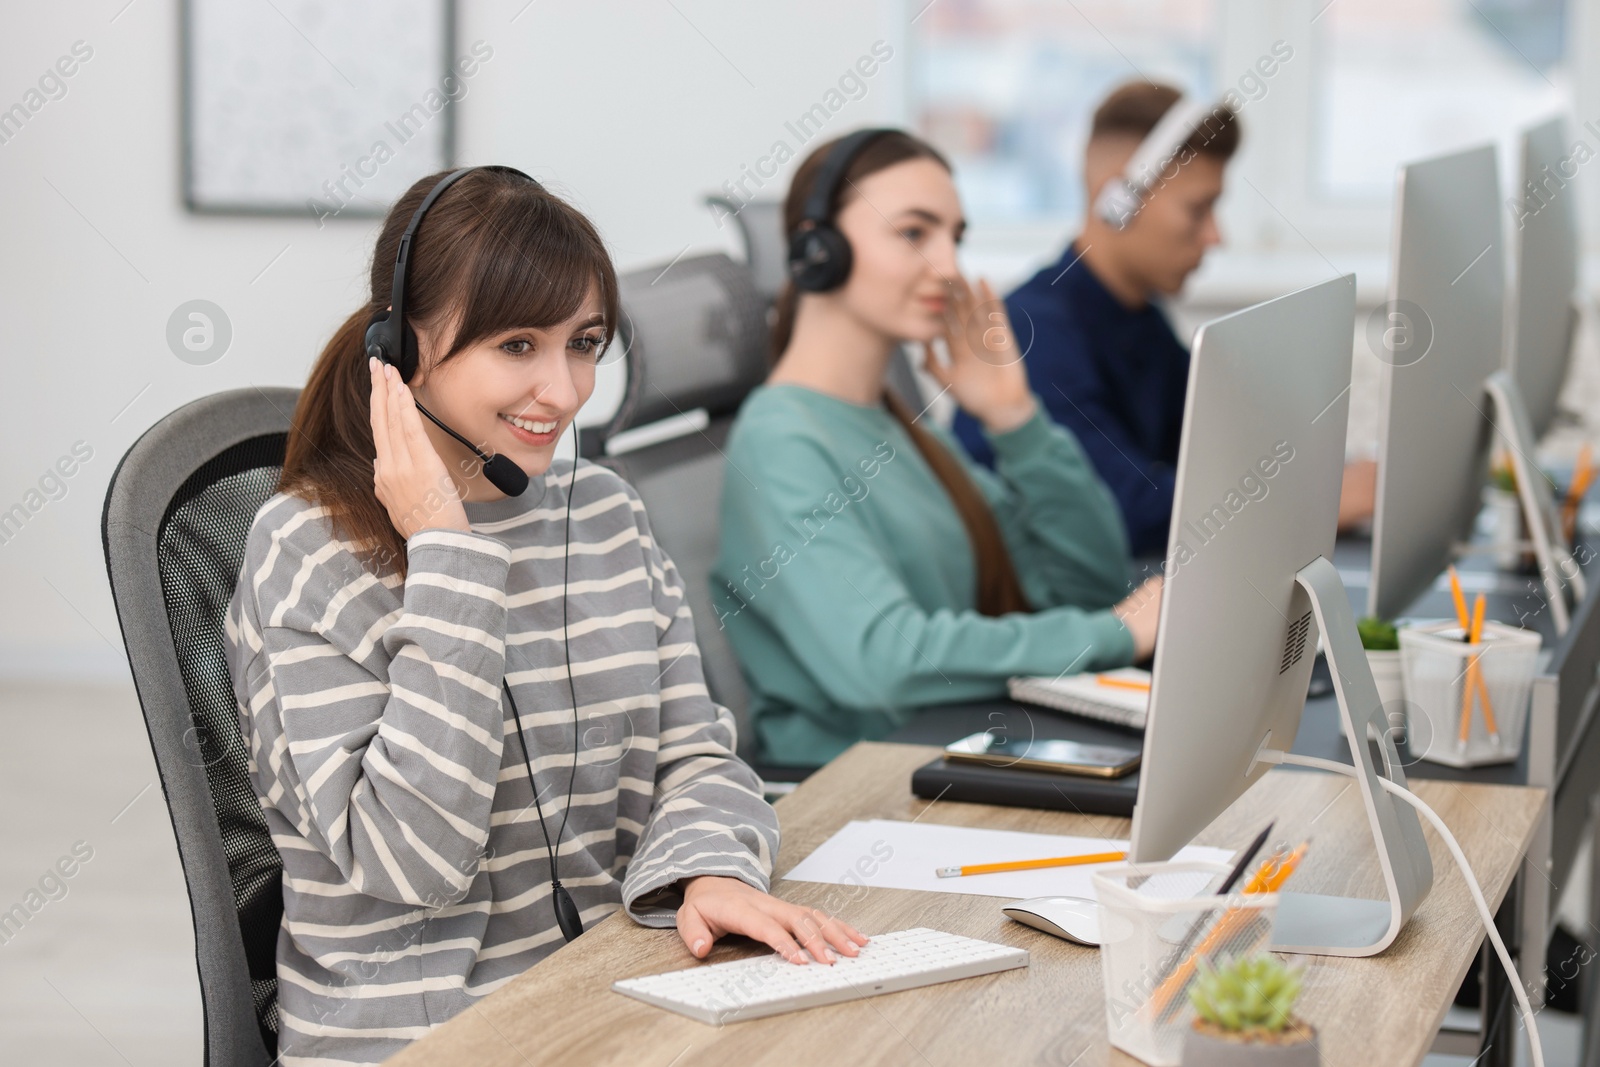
<box><xmin>390</xmin><ymin>742</ymin><xmax>1545</xmax><ymax>1067</ymax></box>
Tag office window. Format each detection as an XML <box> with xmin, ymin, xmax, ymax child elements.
<box><xmin>1312</xmin><ymin>0</ymin><xmax>1569</xmax><ymax>201</ymax></box>
<box><xmin>912</xmin><ymin>0</ymin><xmax>1219</xmax><ymax>227</ymax></box>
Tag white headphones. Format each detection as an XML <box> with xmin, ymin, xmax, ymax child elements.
<box><xmin>1091</xmin><ymin>95</ymin><xmax>1221</xmax><ymax>230</ymax></box>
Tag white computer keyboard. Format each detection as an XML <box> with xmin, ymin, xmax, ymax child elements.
<box><xmin>612</xmin><ymin>927</ymin><xmax>1029</xmax><ymax>1025</ymax></box>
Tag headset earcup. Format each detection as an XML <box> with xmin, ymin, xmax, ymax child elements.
<box><xmin>363</xmin><ymin>312</ymin><xmax>392</xmax><ymax>365</ymax></box>
<box><xmin>787</xmin><ymin>225</ymin><xmax>854</xmax><ymax>293</ymax></box>
<box><xmin>362</xmin><ymin>309</ymin><xmax>419</xmax><ymax>382</ymax></box>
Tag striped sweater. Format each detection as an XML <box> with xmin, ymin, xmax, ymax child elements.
<box><xmin>223</xmin><ymin>459</ymin><xmax>779</xmax><ymax>1066</ymax></box>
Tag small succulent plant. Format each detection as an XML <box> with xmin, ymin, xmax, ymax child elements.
<box><xmin>1189</xmin><ymin>953</ymin><xmax>1303</xmax><ymax>1034</ymax></box>
<box><xmin>1357</xmin><ymin>615</ymin><xmax>1399</xmax><ymax>652</ymax></box>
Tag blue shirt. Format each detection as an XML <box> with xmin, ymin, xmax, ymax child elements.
<box><xmin>952</xmin><ymin>239</ymin><xmax>1191</xmax><ymax>557</ymax></box>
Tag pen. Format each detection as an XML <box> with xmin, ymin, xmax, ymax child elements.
<box><xmin>1097</xmin><ymin>675</ymin><xmax>1151</xmax><ymax>692</ymax></box>
<box><xmin>1218</xmin><ymin>821</ymin><xmax>1276</xmax><ymax>895</ymax></box>
<box><xmin>934</xmin><ymin>850</ymin><xmax>1127</xmax><ymax>878</ymax></box>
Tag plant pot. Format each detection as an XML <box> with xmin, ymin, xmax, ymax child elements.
<box><xmin>1339</xmin><ymin>649</ymin><xmax>1404</xmax><ymax>741</ymax></box>
<box><xmin>1487</xmin><ymin>486</ymin><xmax>1539</xmax><ymax>573</ymax></box>
<box><xmin>1180</xmin><ymin>1018</ymin><xmax>1319</xmax><ymax>1066</ymax></box>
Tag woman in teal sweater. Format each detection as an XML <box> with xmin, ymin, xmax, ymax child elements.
<box><xmin>711</xmin><ymin>130</ymin><xmax>1164</xmax><ymax>767</ymax></box>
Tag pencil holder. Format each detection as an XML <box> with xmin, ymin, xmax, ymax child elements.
<box><xmin>1398</xmin><ymin>620</ymin><xmax>1541</xmax><ymax>768</ymax></box>
<box><xmin>1093</xmin><ymin>862</ymin><xmax>1279</xmax><ymax>1067</ymax></box>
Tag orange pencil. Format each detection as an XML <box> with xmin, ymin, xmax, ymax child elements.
<box><xmin>934</xmin><ymin>850</ymin><xmax>1126</xmax><ymax>878</ymax></box>
<box><xmin>1468</xmin><ymin>596</ymin><xmax>1499</xmax><ymax>745</ymax></box>
<box><xmin>1566</xmin><ymin>443</ymin><xmax>1593</xmax><ymax>512</ymax></box>
<box><xmin>1459</xmin><ymin>595</ymin><xmax>1487</xmax><ymax>749</ymax></box>
<box><xmin>1447</xmin><ymin>565</ymin><xmax>1470</xmax><ymax>635</ymax></box>
<box><xmin>1097</xmin><ymin>675</ymin><xmax>1151</xmax><ymax>692</ymax></box>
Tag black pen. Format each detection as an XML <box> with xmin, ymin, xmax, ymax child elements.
<box><xmin>1217</xmin><ymin>821</ymin><xmax>1276</xmax><ymax>896</ymax></box>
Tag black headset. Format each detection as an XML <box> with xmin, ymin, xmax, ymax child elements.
<box><xmin>369</xmin><ymin>164</ymin><xmax>585</xmax><ymax>943</ymax></box>
<box><xmin>785</xmin><ymin>127</ymin><xmax>898</xmax><ymax>293</ymax></box>
<box><xmin>365</xmin><ymin>165</ymin><xmax>532</xmax><ymax>499</ymax></box>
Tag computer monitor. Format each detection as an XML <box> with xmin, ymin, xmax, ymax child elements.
<box><xmin>1129</xmin><ymin>273</ymin><xmax>1433</xmax><ymax>957</ymax></box>
<box><xmin>1367</xmin><ymin>144</ymin><xmax>1505</xmax><ymax>623</ymax></box>
<box><xmin>1506</xmin><ymin>115</ymin><xmax>1581</xmax><ymax>441</ymax></box>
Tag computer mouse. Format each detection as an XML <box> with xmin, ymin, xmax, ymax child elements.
<box><xmin>1001</xmin><ymin>895</ymin><xmax>1102</xmax><ymax>946</ymax></box>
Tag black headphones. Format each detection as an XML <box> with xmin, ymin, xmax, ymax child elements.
<box><xmin>785</xmin><ymin>128</ymin><xmax>898</xmax><ymax>293</ymax></box>
<box><xmin>370</xmin><ymin>164</ymin><xmax>585</xmax><ymax>943</ymax></box>
<box><xmin>365</xmin><ymin>164</ymin><xmax>534</xmax><ymax>498</ymax></box>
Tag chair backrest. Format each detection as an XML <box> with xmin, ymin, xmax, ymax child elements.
<box><xmin>704</xmin><ymin>193</ymin><xmax>927</xmax><ymax>408</ymax></box>
<box><xmin>605</xmin><ymin>253</ymin><xmax>770</xmax><ymax>757</ymax></box>
<box><xmin>101</xmin><ymin>387</ymin><xmax>298</xmax><ymax>1067</ymax></box>
<box><xmin>706</xmin><ymin>196</ymin><xmax>789</xmax><ymax>306</ymax></box>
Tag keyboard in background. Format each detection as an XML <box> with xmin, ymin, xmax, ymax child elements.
<box><xmin>612</xmin><ymin>927</ymin><xmax>1029</xmax><ymax>1024</ymax></box>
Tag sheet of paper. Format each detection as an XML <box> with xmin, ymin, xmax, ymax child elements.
<box><xmin>781</xmin><ymin>819</ymin><xmax>1236</xmax><ymax>901</ymax></box>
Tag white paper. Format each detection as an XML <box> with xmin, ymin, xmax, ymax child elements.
<box><xmin>781</xmin><ymin>819</ymin><xmax>1235</xmax><ymax>901</ymax></box>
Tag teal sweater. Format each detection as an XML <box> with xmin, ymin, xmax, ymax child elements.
<box><xmin>711</xmin><ymin>383</ymin><xmax>1137</xmax><ymax>766</ymax></box>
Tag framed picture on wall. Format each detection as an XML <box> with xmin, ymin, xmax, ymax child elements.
<box><xmin>181</xmin><ymin>0</ymin><xmax>461</xmax><ymax>221</ymax></box>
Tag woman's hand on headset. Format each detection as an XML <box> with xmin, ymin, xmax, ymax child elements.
<box><xmin>921</xmin><ymin>274</ymin><xmax>1037</xmax><ymax>435</ymax></box>
<box><xmin>369</xmin><ymin>356</ymin><xmax>473</xmax><ymax>538</ymax></box>
<box><xmin>675</xmin><ymin>875</ymin><xmax>869</xmax><ymax>965</ymax></box>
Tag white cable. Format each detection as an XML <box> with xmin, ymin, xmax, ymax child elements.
<box><xmin>1263</xmin><ymin>750</ymin><xmax>1543</xmax><ymax>1067</ymax></box>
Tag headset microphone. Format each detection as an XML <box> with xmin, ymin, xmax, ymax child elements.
<box><xmin>366</xmin><ymin>164</ymin><xmax>534</xmax><ymax>498</ymax></box>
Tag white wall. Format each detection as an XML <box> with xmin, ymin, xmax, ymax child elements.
<box><xmin>0</xmin><ymin>0</ymin><xmax>910</xmax><ymax>682</ymax></box>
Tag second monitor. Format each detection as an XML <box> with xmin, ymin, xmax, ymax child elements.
<box><xmin>1129</xmin><ymin>272</ymin><xmax>1433</xmax><ymax>957</ymax></box>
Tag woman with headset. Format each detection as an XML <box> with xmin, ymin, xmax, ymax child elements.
<box><xmin>224</xmin><ymin>167</ymin><xmax>865</xmax><ymax>1065</ymax></box>
<box><xmin>711</xmin><ymin>130</ymin><xmax>1164</xmax><ymax>769</ymax></box>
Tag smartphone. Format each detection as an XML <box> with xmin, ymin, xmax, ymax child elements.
<box><xmin>943</xmin><ymin>731</ymin><xmax>1141</xmax><ymax>778</ymax></box>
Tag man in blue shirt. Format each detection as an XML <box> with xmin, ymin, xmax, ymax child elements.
<box><xmin>953</xmin><ymin>81</ymin><xmax>1374</xmax><ymax>556</ymax></box>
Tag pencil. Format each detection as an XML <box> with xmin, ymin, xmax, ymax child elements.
<box><xmin>1448</xmin><ymin>566</ymin><xmax>1470</xmax><ymax>636</ymax></box>
<box><xmin>1566</xmin><ymin>443</ymin><xmax>1593</xmax><ymax>512</ymax></box>
<box><xmin>1096</xmin><ymin>675</ymin><xmax>1151</xmax><ymax>692</ymax></box>
<box><xmin>1459</xmin><ymin>596</ymin><xmax>1487</xmax><ymax>750</ymax></box>
<box><xmin>1468</xmin><ymin>596</ymin><xmax>1497</xmax><ymax>745</ymax></box>
<box><xmin>934</xmin><ymin>850</ymin><xmax>1127</xmax><ymax>878</ymax></box>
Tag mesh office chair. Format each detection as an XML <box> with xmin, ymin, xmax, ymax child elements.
<box><xmin>101</xmin><ymin>386</ymin><xmax>301</xmax><ymax>1066</ymax></box>
<box><xmin>604</xmin><ymin>252</ymin><xmax>776</xmax><ymax>769</ymax></box>
<box><xmin>101</xmin><ymin>367</ymin><xmax>646</xmax><ymax>1067</ymax></box>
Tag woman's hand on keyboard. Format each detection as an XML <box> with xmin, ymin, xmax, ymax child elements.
<box><xmin>676</xmin><ymin>876</ymin><xmax>869</xmax><ymax>966</ymax></box>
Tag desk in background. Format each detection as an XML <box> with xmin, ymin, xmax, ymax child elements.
<box><xmin>389</xmin><ymin>742</ymin><xmax>1543</xmax><ymax>1067</ymax></box>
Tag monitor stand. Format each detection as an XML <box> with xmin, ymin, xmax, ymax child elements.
<box><xmin>1483</xmin><ymin>369</ymin><xmax>1585</xmax><ymax>635</ymax></box>
<box><xmin>1255</xmin><ymin>556</ymin><xmax>1435</xmax><ymax>956</ymax></box>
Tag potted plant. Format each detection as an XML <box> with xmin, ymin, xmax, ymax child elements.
<box><xmin>1345</xmin><ymin>615</ymin><xmax>1404</xmax><ymax>741</ymax></box>
<box><xmin>1180</xmin><ymin>953</ymin><xmax>1317</xmax><ymax>1066</ymax></box>
<box><xmin>1487</xmin><ymin>461</ymin><xmax>1527</xmax><ymax>571</ymax></box>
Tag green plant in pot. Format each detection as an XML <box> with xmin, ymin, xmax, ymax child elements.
<box><xmin>1180</xmin><ymin>953</ymin><xmax>1317</xmax><ymax>1066</ymax></box>
<box><xmin>1350</xmin><ymin>615</ymin><xmax>1405</xmax><ymax>742</ymax></box>
<box><xmin>1356</xmin><ymin>615</ymin><xmax>1398</xmax><ymax>652</ymax></box>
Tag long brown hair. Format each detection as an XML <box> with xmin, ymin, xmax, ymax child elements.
<box><xmin>772</xmin><ymin>131</ymin><xmax>1031</xmax><ymax>616</ymax></box>
<box><xmin>279</xmin><ymin>167</ymin><xmax>620</xmax><ymax>581</ymax></box>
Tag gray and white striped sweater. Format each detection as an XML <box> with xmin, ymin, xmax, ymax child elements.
<box><xmin>224</xmin><ymin>459</ymin><xmax>779</xmax><ymax>1066</ymax></box>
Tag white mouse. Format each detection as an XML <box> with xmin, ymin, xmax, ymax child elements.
<box><xmin>1002</xmin><ymin>896</ymin><xmax>1102</xmax><ymax>946</ymax></box>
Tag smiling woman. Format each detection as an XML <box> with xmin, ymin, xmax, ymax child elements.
<box><xmin>226</xmin><ymin>167</ymin><xmax>867</xmax><ymax>1066</ymax></box>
